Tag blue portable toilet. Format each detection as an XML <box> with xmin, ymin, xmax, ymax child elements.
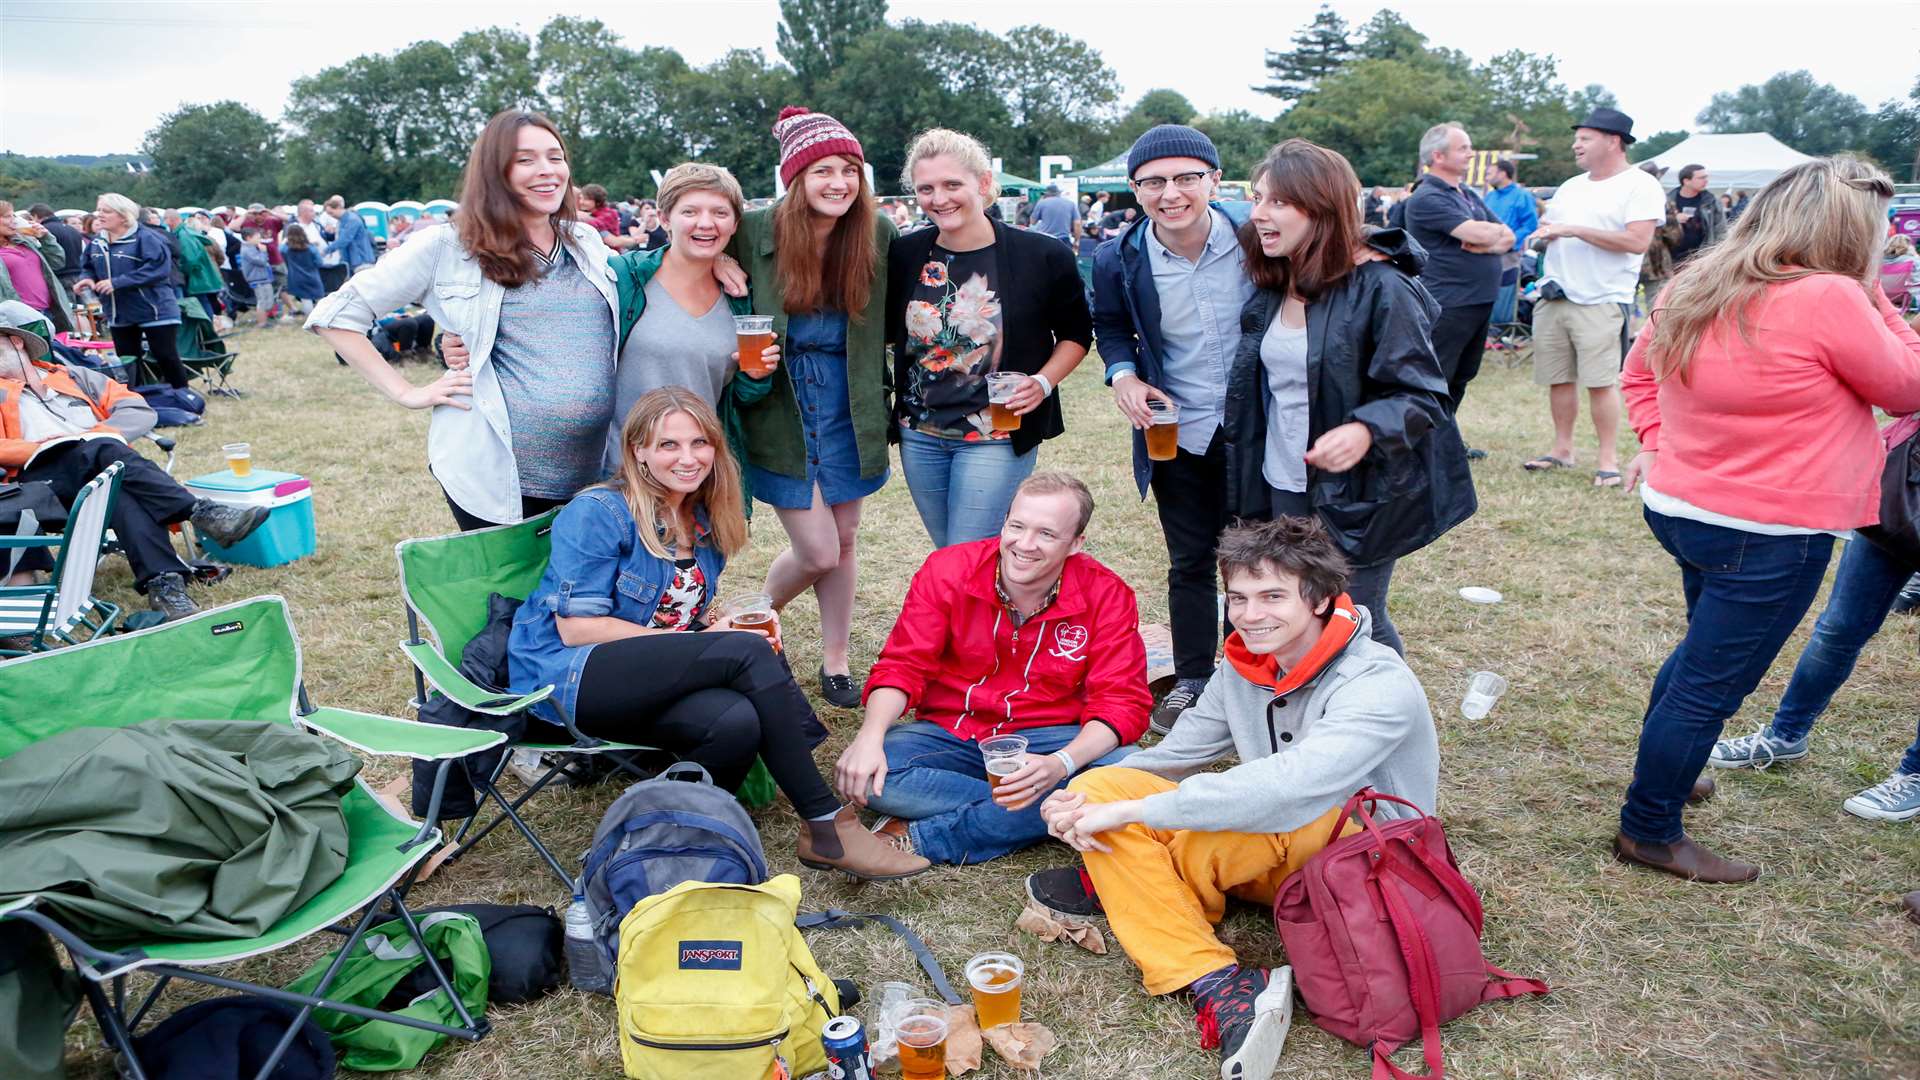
<box><xmin>422</xmin><ymin>198</ymin><xmax>458</xmax><ymax>224</ymax></box>
<box><xmin>389</xmin><ymin>200</ymin><xmax>425</xmax><ymax>226</ymax></box>
<box><xmin>352</xmin><ymin>201</ymin><xmax>390</xmax><ymax>242</ymax></box>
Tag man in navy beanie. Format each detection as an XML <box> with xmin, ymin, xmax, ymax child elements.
<box><xmin>1092</xmin><ymin>124</ymin><xmax>1255</xmax><ymax>735</ymax></box>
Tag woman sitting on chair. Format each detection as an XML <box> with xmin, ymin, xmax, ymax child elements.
<box><xmin>506</xmin><ymin>386</ymin><xmax>928</xmax><ymax>881</ymax></box>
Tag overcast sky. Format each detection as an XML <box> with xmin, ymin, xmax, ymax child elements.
<box><xmin>3</xmin><ymin>0</ymin><xmax>1916</xmax><ymax>163</ymax></box>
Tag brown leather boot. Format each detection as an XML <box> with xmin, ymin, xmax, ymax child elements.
<box><xmin>796</xmin><ymin>807</ymin><xmax>931</xmax><ymax>881</ymax></box>
<box><xmin>1688</xmin><ymin>776</ymin><xmax>1716</xmax><ymax>805</ymax></box>
<box><xmin>1613</xmin><ymin>832</ymin><xmax>1760</xmax><ymax>883</ymax></box>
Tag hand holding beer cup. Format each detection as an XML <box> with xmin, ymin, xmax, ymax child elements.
<box><xmin>1144</xmin><ymin>398</ymin><xmax>1181</xmax><ymax>461</ymax></box>
<box><xmin>732</xmin><ymin>315</ymin><xmax>779</xmax><ymax>378</ymax></box>
<box><xmin>995</xmin><ymin>370</ymin><xmax>1047</xmax><ymax>416</ymax></box>
<box><xmin>989</xmin><ymin>749</ymin><xmax>1067</xmax><ymax>811</ymax></box>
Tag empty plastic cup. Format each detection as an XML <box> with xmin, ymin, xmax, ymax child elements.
<box><xmin>1460</xmin><ymin>671</ymin><xmax>1509</xmax><ymax>720</ymax></box>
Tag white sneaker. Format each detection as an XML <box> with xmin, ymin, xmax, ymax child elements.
<box><xmin>504</xmin><ymin>748</ymin><xmax>548</xmax><ymax>788</ymax></box>
<box><xmin>1842</xmin><ymin>772</ymin><xmax>1920</xmax><ymax>822</ymax></box>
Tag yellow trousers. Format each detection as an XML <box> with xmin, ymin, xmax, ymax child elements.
<box><xmin>1068</xmin><ymin>766</ymin><xmax>1347</xmax><ymax>996</ymax></box>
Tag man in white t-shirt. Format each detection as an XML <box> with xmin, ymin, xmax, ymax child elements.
<box><xmin>1523</xmin><ymin>108</ymin><xmax>1664</xmax><ymax>488</ymax></box>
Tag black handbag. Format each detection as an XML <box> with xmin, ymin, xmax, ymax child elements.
<box><xmin>0</xmin><ymin>481</ymin><xmax>67</xmax><ymax>532</ymax></box>
<box><xmin>375</xmin><ymin>903</ymin><xmax>563</xmax><ymax>1006</ymax></box>
<box><xmin>1857</xmin><ymin>424</ymin><xmax>1920</xmax><ymax>570</ymax></box>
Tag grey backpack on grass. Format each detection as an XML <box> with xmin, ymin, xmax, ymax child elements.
<box><xmin>574</xmin><ymin>762</ymin><xmax>769</xmax><ymax>994</ymax></box>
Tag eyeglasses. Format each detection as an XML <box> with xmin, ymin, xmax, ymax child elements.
<box><xmin>1131</xmin><ymin>171</ymin><xmax>1216</xmax><ymax>195</ymax></box>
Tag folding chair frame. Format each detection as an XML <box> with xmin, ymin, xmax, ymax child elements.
<box><xmin>3</xmin><ymin>807</ymin><xmax>487</xmax><ymax>1080</ymax></box>
<box><xmin>0</xmin><ymin>461</ymin><xmax>126</xmax><ymax>656</ymax></box>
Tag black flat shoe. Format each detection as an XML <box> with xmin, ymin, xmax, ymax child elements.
<box><xmin>819</xmin><ymin>666</ymin><xmax>863</xmax><ymax>709</ymax></box>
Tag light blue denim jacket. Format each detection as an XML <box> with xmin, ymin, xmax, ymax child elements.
<box><xmin>304</xmin><ymin>220</ymin><xmax>618</xmax><ymax>524</ymax></box>
<box><xmin>506</xmin><ymin>487</ymin><xmax>727</xmax><ymax>726</ymax></box>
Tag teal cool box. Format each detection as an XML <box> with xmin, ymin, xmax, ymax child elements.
<box><xmin>182</xmin><ymin>468</ymin><xmax>316</xmax><ymax>567</ymax></box>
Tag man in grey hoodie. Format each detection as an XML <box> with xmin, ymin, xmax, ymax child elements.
<box><xmin>1030</xmin><ymin>516</ymin><xmax>1439</xmax><ymax>1080</ymax></box>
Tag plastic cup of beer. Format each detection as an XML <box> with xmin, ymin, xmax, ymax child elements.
<box><xmin>979</xmin><ymin>734</ymin><xmax>1029</xmax><ymax>799</ymax></box>
<box><xmin>720</xmin><ymin>592</ymin><xmax>782</xmax><ymax>653</ymax></box>
<box><xmin>965</xmin><ymin>952</ymin><xmax>1024</xmax><ymax>1029</ymax></box>
<box><xmin>985</xmin><ymin>372</ymin><xmax>1025</xmax><ymax>432</ymax></box>
<box><xmin>1144</xmin><ymin>398</ymin><xmax>1181</xmax><ymax>461</ymax></box>
<box><xmin>894</xmin><ymin>998</ymin><xmax>949</xmax><ymax>1080</ymax></box>
<box><xmin>223</xmin><ymin>442</ymin><xmax>253</xmax><ymax>478</ymax></box>
<box><xmin>734</xmin><ymin>314</ymin><xmax>776</xmax><ymax>377</ymax></box>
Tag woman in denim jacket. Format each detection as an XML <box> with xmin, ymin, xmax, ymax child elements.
<box><xmin>507</xmin><ymin>387</ymin><xmax>928</xmax><ymax>881</ymax></box>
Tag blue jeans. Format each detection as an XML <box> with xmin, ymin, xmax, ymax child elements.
<box><xmin>1770</xmin><ymin>537</ymin><xmax>1920</xmax><ymax>775</ymax></box>
<box><xmin>1620</xmin><ymin>510</ymin><xmax>1834</xmax><ymax>844</ymax></box>
<box><xmin>898</xmin><ymin>428</ymin><xmax>1038</xmax><ymax>548</ymax></box>
<box><xmin>865</xmin><ymin>720</ymin><xmax>1135</xmax><ymax>865</ymax></box>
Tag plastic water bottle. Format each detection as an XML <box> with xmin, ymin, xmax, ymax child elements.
<box><xmin>564</xmin><ymin>893</ymin><xmax>609</xmax><ymax>993</ymax></box>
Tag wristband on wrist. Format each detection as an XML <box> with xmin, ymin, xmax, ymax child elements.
<box><xmin>1052</xmin><ymin>749</ymin><xmax>1077</xmax><ymax>775</ymax></box>
<box><xmin>1030</xmin><ymin>373</ymin><xmax>1054</xmax><ymax>397</ymax></box>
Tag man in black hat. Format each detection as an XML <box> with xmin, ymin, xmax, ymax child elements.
<box><xmin>1520</xmin><ymin>107</ymin><xmax>1665</xmax><ymax>489</ymax></box>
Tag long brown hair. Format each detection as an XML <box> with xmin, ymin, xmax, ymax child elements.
<box><xmin>1239</xmin><ymin>139</ymin><xmax>1364</xmax><ymax>301</ymax></box>
<box><xmin>773</xmin><ymin>162</ymin><xmax>879</xmax><ymax>317</ymax></box>
<box><xmin>456</xmin><ymin>110</ymin><xmax>577</xmax><ymax>288</ymax></box>
<box><xmin>605</xmin><ymin>387</ymin><xmax>748</xmax><ymax>561</ymax></box>
<box><xmin>1648</xmin><ymin>155</ymin><xmax>1894</xmax><ymax>383</ymax></box>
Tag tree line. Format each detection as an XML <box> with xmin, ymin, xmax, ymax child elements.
<box><xmin>2</xmin><ymin>1</ymin><xmax>1914</xmax><ymax>211</ymax></box>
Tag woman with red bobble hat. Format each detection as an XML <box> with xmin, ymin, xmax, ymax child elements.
<box><xmin>727</xmin><ymin>107</ymin><xmax>896</xmax><ymax>709</ymax></box>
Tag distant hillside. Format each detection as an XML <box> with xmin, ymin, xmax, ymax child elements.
<box><xmin>46</xmin><ymin>153</ymin><xmax>152</xmax><ymax>168</ymax></box>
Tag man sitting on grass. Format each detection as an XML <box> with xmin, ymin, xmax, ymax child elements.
<box><xmin>833</xmin><ymin>471</ymin><xmax>1153</xmax><ymax>865</ymax></box>
<box><xmin>1029</xmin><ymin>516</ymin><xmax>1439</xmax><ymax>1080</ymax></box>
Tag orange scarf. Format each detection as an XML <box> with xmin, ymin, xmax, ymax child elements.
<box><xmin>1221</xmin><ymin>593</ymin><xmax>1362</xmax><ymax>696</ymax></box>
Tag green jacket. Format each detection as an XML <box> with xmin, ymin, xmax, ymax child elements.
<box><xmin>0</xmin><ymin>237</ymin><xmax>74</xmax><ymax>336</ymax></box>
<box><xmin>0</xmin><ymin>719</ymin><xmax>360</xmax><ymax>943</ymax></box>
<box><xmin>727</xmin><ymin>205</ymin><xmax>896</xmax><ymax>484</ymax></box>
<box><xmin>171</xmin><ymin>223</ymin><xmax>225</xmax><ymax>297</ymax></box>
<box><xmin>609</xmin><ymin>244</ymin><xmax>768</xmax><ymax>511</ymax></box>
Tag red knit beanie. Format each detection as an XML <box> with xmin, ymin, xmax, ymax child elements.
<box><xmin>774</xmin><ymin>106</ymin><xmax>864</xmax><ymax>188</ymax></box>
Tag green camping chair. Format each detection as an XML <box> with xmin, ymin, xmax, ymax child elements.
<box><xmin>137</xmin><ymin>296</ymin><xmax>240</xmax><ymax>397</ymax></box>
<box><xmin>0</xmin><ymin>595</ymin><xmax>501</xmax><ymax>1080</ymax></box>
<box><xmin>395</xmin><ymin>511</ymin><xmax>776</xmax><ymax>887</ymax></box>
<box><xmin>0</xmin><ymin>461</ymin><xmax>126</xmax><ymax>657</ymax></box>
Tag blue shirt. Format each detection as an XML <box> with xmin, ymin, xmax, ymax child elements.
<box><xmin>1482</xmin><ymin>182</ymin><xmax>1538</xmax><ymax>253</ymax></box>
<box><xmin>1142</xmin><ymin>209</ymin><xmax>1255</xmax><ymax>453</ymax></box>
<box><xmin>507</xmin><ymin>488</ymin><xmax>727</xmax><ymax>726</ymax></box>
<box><xmin>1029</xmin><ymin>196</ymin><xmax>1079</xmax><ymax>240</ymax></box>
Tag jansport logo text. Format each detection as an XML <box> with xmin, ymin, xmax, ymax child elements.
<box><xmin>678</xmin><ymin>940</ymin><xmax>743</xmax><ymax>970</ymax></box>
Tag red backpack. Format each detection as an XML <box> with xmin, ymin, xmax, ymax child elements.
<box><xmin>1272</xmin><ymin>790</ymin><xmax>1549</xmax><ymax>1079</ymax></box>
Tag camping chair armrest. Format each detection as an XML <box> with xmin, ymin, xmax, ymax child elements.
<box><xmin>298</xmin><ymin>706</ymin><xmax>507</xmax><ymax>760</ymax></box>
<box><xmin>0</xmin><ymin>901</ymin><xmax>139</xmax><ymax>974</ymax></box>
<box><xmin>400</xmin><ymin>638</ymin><xmax>553</xmax><ymax>715</ymax></box>
<box><xmin>0</xmin><ymin>536</ymin><xmax>62</xmax><ymax>550</ymax></box>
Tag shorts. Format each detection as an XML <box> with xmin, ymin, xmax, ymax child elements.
<box><xmin>1531</xmin><ymin>298</ymin><xmax>1624</xmax><ymax>388</ymax></box>
<box><xmin>252</xmin><ymin>283</ymin><xmax>276</xmax><ymax>310</ymax></box>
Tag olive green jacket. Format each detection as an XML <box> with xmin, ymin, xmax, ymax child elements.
<box><xmin>727</xmin><ymin>205</ymin><xmax>896</xmax><ymax>485</ymax></box>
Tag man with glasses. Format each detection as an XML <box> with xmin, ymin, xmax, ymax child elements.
<box><xmin>1092</xmin><ymin>125</ymin><xmax>1255</xmax><ymax>735</ymax></box>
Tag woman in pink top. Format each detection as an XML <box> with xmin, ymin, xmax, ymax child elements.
<box><xmin>1613</xmin><ymin>157</ymin><xmax>1920</xmax><ymax>884</ymax></box>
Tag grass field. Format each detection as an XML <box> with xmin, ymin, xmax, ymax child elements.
<box><xmin>63</xmin><ymin>324</ymin><xmax>1920</xmax><ymax>1079</ymax></box>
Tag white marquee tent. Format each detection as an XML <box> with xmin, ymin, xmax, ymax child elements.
<box><xmin>1643</xmin><ymin>132</ymin><xmax>1812</xmax><ymax>191</ymax></box>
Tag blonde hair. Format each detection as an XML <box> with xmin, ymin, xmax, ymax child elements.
<box><xmin>96</xmin><ymin>192</ymin><xmax>141</xmax><ymax>228</ymax></box>
<box><xmin>1888</xmin><ymin>235</ymin><xmax>1915</xmax><ymax>260</ymax></box>
<box><xmin>900</xmin><ymin>128</ymin><xmax>999</xmax><ymax>200</ymax></box>
<box><xmin>1648</xmin><ymin>155</ymin><xmax>1894</xmax><ymax>383</ymax></box>
<box><xmin>657</xmin><ymin>163</ymin><xmax>744</xmax><ymax>219</ymax></box>
<box><xmin>605</xmin><ymin>387</ymin><xmax>748</xmax><ymax>560</ymax></box>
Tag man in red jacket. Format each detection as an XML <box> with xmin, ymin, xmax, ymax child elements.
<box><xmin>834</xmin><ymin>472</ymin><xmax>1153</xmax><ymax>865</ymax></box>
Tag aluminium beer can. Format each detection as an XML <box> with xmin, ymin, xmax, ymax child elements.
<box><xmin>820</xmin><ymin>1014</ymin><xmax>874</xmax><ymax>1080</ymax></box>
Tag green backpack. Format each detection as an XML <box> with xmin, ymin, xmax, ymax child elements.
<box><xmin>285</xmin><ymin>911</ymin><xmax>490</xmax><ymax>1072</ymax></box>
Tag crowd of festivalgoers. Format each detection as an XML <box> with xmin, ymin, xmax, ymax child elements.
<box><xmin>5</xmin><ymin>99</ymin><xmax>1920</xmax><ymax>1080</ymax></box>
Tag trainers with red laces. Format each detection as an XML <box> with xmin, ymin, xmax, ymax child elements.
<box><xmin>1194</xmin><ymin>965</ymin><xmax>1293</xmax><ymax>1080</ymax></box>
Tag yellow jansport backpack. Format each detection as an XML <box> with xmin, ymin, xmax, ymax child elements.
<box><xmin>615</xmin><ymin>874</ymin><xmax>841</xmax><ymax>1080</ymax></box>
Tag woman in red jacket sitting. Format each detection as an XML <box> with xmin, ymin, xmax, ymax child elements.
<box><xmin>1615</xmin><ymin>156</ymin><xmax>1920</xmax><ymax>883</ymax></box>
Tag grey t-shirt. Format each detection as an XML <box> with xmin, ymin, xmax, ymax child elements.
<box><xmin>611</xmin><ymin>276</ymin><xmax>737</xmax><ymax>459</ymax></box>
<box><xmin>1261</xmin><ymin>316</ymin><xmax>1311</xmax><ymax>494</ymax></box>
<box><xmin>489</xmin><ymin>245</ymin><xmax>616</xmax><ymax>500</ymax></box>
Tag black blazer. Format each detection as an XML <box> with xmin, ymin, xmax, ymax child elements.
<box><xmin>885</xmin><ymin>218</ymin><xmax>1093</xmax><ymax>455</ymax></box>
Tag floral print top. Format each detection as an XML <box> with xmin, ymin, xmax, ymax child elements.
<box><xmin>649</xmin><ymin>557</ymin><xmax>708</xmax><ymax>631</ymax></box>
<box><xmin>901</xmin><ymin>245</ymin><xmax>1007</xmax><ymax>440</ymax></box>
